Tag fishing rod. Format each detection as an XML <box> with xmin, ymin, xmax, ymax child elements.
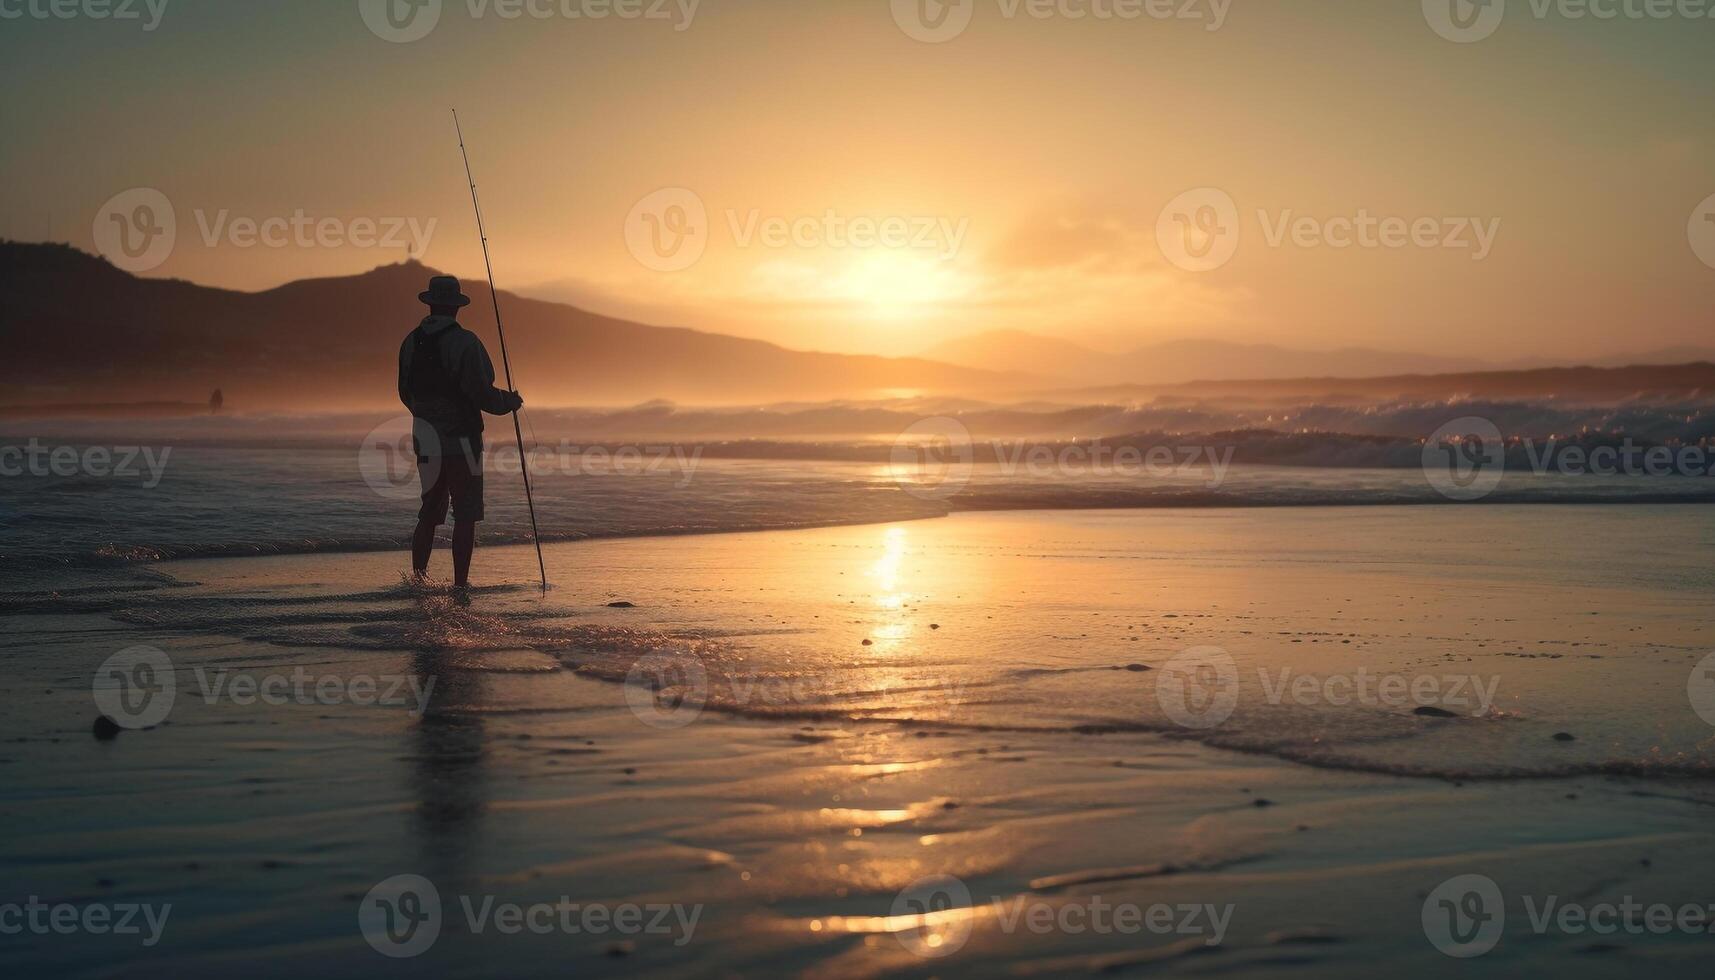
<box><xmin>453</xmin><ymin>109</ymin><xmax>549</xmax><ymax>594</ymax></box>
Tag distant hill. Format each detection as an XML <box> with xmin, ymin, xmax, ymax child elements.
<box><xmin>921</xmin><ymin>329</ymin><xmax>1715</xmax><ymax>387</ymax></box>
<box><xmin>1043</xmin><ymin>362</ymin><xmax>1715</xmax><ymax>405</ymax></box>
<box><xmin>2</xmin><ymin>242</ymin><xmax>1031</xmax><ymax>410</ymax></box>
<box><xmin>920</xmin><ymin>330</ymin><xmax>1490</xmax><ymax>385</ymax></box>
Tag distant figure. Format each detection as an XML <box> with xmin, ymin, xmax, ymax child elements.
<box><xmin>209</xmin><ymin>388</ymin><xmax>223</xmax><ymax>414</ymax></box>
<box><xmin>398</xmin><ymin>275</ymin><xmax>523</xmax><ymax>588</ymax></box>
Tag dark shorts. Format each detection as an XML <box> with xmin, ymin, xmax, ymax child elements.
<box><xmin>417</xmin><ymin>448</ymin><xmax>484</xmax><ymax>525</ymax></box>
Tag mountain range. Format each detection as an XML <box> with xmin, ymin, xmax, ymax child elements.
<box><xmin>2</xmin><ymin>243</ymin><xmax>1022</xmax><ymax>410</ymax></box>
<box><xmin>920</xmin><ymin>329</ymin><xmax>1715</xmax><ymax>388</ymax></box>
<box><xmin>7</xmin><ymin>242</ymin><xmax>1713</xmax><ymax>414</ymax></box>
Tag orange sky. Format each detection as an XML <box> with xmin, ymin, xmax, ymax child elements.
<box><xmin>3</xmin><ymin>0</ymin><xmax>1712</xmax><ymax>359</ymax></box>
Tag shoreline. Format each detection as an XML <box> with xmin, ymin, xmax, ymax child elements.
<box><xmin>7</xmin><ymin>507</ymin><xmax>1715</xmax><ymax>976</ymax></box>
<box><xmin>19</xmin><ymin>496</ymin><xmax>1715</xmax><ymax>571</ymax></box>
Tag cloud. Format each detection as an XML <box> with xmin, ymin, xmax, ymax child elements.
<box><xmin>985</xmin><ymin>203</ymin><xmax>1159</xmax><ymax>274</ymax></box>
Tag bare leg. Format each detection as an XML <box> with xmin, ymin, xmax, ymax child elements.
<box><xmin>411</xmin><ymin>518</ymin><xmax>438</xmax><ymax>576</ymax></box>
<box><xmin>452</xmin><ymin>521</ymin><xmax>476</xmax><ymax>587</ymax></box>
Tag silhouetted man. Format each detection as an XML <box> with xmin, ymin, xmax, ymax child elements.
<box><xmin>398</xmin><ymin>275</ymin><xmax>522</xmax><ymax>588</ymax></box>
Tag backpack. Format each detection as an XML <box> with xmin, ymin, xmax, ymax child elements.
<box><xmin>406</xmin><ymin>325</ymin><xmax>481</xmax><ymax>448</ymax></box>
<box><xmin>407</xmin><ymin>325</ymin><xmax>459</xmax><ymax>404</ymax></box>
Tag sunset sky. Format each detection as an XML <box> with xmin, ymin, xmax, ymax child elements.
<box><xmin>3</xmin><ymin>0</ymin><xmax>1711</xmax><ymax>360</ymax></box>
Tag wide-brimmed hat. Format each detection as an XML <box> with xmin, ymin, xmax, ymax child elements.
<box><xmin>419</xmin><ymin>275</ymin><xmax>472</xmax><ymax>308</ymax></box>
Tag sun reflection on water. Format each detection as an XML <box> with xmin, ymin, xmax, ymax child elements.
<box><xmin>864</xmin><ymin>527</ymin><xmax>918</xmax><ymax>650</ymax></box>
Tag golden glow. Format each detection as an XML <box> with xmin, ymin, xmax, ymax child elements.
<box><xmin>799</xmin><ymin>903</ymin><xmax>988</xmax><ymax>936</ymax></box>
<box><xmin>865</xmin><ymin>527</ymin><xmax>917</xmax><ymax>631</ymax></box>
<box><xmin>26</xmin><ymin>5</ymin><xmax>1704</xmax><ymax>362</ymax></box>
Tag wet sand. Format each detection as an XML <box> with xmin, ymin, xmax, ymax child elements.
<box><xmin>4</xmin><ymin>507</ymin><xmax>1714</xmax><ymax>977</ymax></box>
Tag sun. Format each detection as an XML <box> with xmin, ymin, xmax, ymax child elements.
<box><xmin>832</xmin><ymin>251</ymin><xmax>971</xmax><ymax>320</ymax></box>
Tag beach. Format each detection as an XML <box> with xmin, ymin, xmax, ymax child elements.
<box><xmin>10</xmin><ymin>0</ymin><xmax>1713</xmax><ymax>974</ymax></box>
<box><xmin>5</xmin><ymin>506</ymin><xmax>1714</xmax><ymax>977</ymax></box>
